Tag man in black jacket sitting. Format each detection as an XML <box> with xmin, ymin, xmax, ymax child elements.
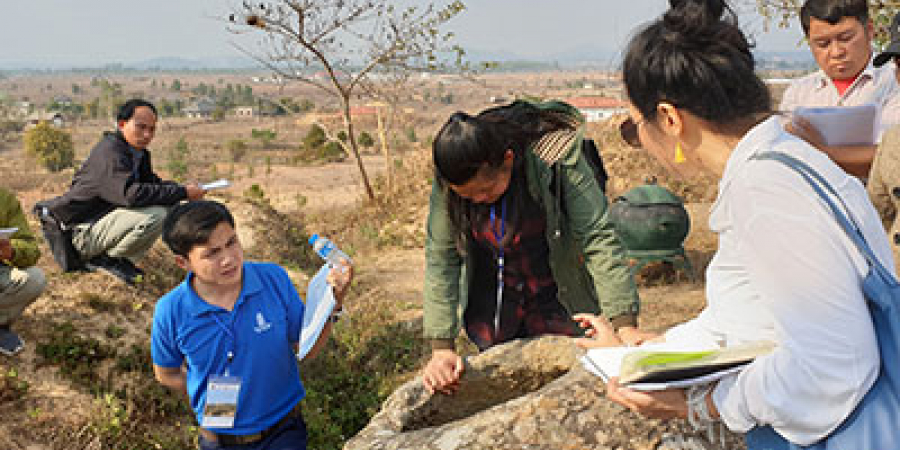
<box><xmin>45</xmin><ymin>99</ymin><xmax>205</xmax><ymax>284</ymax></box>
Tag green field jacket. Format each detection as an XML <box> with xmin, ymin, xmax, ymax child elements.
<box><xmin>0</xmin><ymin>187</ymin><xmax>41</xmax><ymax>268</ymax></box>
<box><xmin>423</xmin><ymin>101</ymin><xmax>640</xmax><ymax>344</ymax></box>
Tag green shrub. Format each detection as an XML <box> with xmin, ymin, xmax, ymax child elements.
<box><xmin>244</xmin><ymin>184</ymin><xmax>266</xmax><ymax>203</ymax></box>
<box><xmin>320</xmin><ymin>141</ymin><xmax>346</xmax><ymax>162</ymax></box>
<box><xmin>23</xmin><ymin>122</ymin><xmax>75</xmax><ymax>171</ymax></box>
<box><xmin>251</xmin><ymin>128</ymin><xmax>277</xmax><ymax>149</ymax></box>
<box><xmin>303</xmin><ymin>125</ymin><xmax>326</xmax><ymax>150</ymax></box>
<box><xmin>35</xmin><ymin>322</ymin><xmax>112</xmax><ymax>387</ymax></box>
<box><xmin>167</xmin><ymin>137</ymin><xmax>189</xmax><ymax>181</ymax></box>
<box><xmin>358</xmin><ymin>131</ymin><xmax>375</xmax><ymax>148</ymax></box>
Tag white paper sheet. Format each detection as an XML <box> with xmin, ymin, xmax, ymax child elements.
<box><xmin>201</xmin><ymin>179</ymin><xmax>231</xmax><ymax>190</ymax></box>
<box><xmin>792</xmin><ymin>104</ymin><xmax>879</xmax><ymax>146</ymax></box>
<box><xmin>580</xmin><ymin>342</ymin><xmax>744</xmax><ymax>392</ymax></box>
<box><xmin>0</xmin><ymin>227</ymin><xmax>18</xmax><ymax>240</ymax></box>
<box><xmin>297</xmin><ymin>264</ymin><xmax>336</xmax><ymax>360</ymax></box>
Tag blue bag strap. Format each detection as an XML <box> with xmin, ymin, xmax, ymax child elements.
<box><xmin>753</xmin><ymin>152</ymin><xmax>895</xmax><ymax>283</ymax></box>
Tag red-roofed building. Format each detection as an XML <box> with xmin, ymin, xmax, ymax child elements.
<box><xmin>565</xmin><ymin>96</ymin><xmax>628</xmax><ymax>122</ymax></box>
<box><xmin>350</xmin><ymin>105</ymin><xmax>378</xmax><ymax>117</ymax></box>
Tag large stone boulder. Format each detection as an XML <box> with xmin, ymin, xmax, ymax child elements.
<box><xmin>345</xmin><ymin>336</ymin><xmax>746</xmax><ymax>450</ymax></box>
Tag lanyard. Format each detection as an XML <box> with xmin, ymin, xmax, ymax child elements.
<box><xmin>211</xmin><ymin>312</ymin><xmax>237</xmax><ymax>376</ymax></box>
<box><xmin>490</xmin><ymin>197</ymin><xmax>506</xmax><ymax>340</ymax></box>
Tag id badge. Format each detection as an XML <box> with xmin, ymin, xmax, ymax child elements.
<box><xmin>201</xmin><ymin>375</ymin><xmax>242</xmax><ymax>428</ymax></box>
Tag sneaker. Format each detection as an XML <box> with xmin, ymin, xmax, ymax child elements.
<box><xmin>0</xmin><ymin>326</ymin><xmax>24</xmax><ymax>356</ymax></box>
<box><xmin>86</xmin><ymin>255</ymin><xmax>143</xmax><ymax>286</ymax></box>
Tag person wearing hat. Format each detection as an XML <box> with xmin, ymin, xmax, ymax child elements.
<box><xmin>780</xmin><ymin>0</ymin><xmax>900</xmax><ymax>177</ymax></box>
<box><xmin>867</xmin><ymin>11</ymin><xmax>900</xmax><ymax>273</ymax></box>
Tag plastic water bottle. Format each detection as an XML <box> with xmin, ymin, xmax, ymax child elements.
<box><xmin>308</xmin><ymin>234</ymin><xmax>351</xmax><ymax>266</ymax></box>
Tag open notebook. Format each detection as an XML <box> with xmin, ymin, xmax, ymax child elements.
<box><xmin>582</xmin><ymin>341</ymin><xmax>774</xmax><ymax>391</ymax></box>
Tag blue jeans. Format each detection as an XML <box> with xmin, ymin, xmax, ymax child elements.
<box><xmin>198</xmin><ymin>413</ymin><xmax>308</xmax><ymax>450</ymax></box>
<box><xmin>745</xmin><ymin>426</ymin><xmax>792</xmax><ymax>450</ymax></box>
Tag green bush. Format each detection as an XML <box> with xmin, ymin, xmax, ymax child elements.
<box><xmin>303</xmin><ymin>125</ymin><xmax>326</xmax><ymax>150</ymax></box>
<box><xmin>302</xmin><ymin>318</ymin><xmax>423</xmax><ymax>450</ymax></box>
<box><xmin>23</xmin><ymin>122</ymin><xmax>75</xmax><ymax>171</ymax></box>
<box><xmin>167</xmin><ymin>137</ymin><xmax>190</xmax><ymax>181</ymax></box>
<box><xmin>358</xmin><ymin>131</ymin><xmax>375</xmax><ymax>148</ymax></box>
<box><xmin>251</xmin><ymin>128</ymin><xmax>277</xmax><ymax>149</ymax></box>
<box><xmin>320</xmin><ymin>141</ymin><xmax>346</xmax><ymax>162</ymax></box>
<box><xmin>244</xmin><ymin>184</ymin><xmax>266</xmax><ymax>203</ymax></box>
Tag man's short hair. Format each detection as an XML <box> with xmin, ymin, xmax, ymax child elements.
<box><xmin>163</xmin><ymin>201</ymin><xmax>235</xmax><ymax>257</ymax></box>
<box><xmin>117</xmin><ymin>98</ymin><xmax>158</xmax><ymax>122</ymax></box>
<box><xmin>800</xmin><ymin>0</ymin><xmax>869</xmax><ymax>35</ymax></box>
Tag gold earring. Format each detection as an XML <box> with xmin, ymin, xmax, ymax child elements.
<box><xmin>674</xmin><ymin>142</ymin><xmax>686</xmax><ymax>163</ymax></box>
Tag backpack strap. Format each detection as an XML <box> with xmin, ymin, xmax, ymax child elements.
<box><xmin>532</xmin><ymin>130</ymin><xmax>577</xmax><ymax>165</ymax></box>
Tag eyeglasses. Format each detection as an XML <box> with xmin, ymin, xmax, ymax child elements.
<box><xmin>619</xmin><ymin>117</ymin><xmax>645</xmax><ymax>148</ymax></box>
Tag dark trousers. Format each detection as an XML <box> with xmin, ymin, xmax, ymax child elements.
<box><xmin>198</xmin><ymin>413</ymin><xmax>308</xmax><ymax>450</ymax></box>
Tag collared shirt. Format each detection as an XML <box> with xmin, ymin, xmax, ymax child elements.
<box><xmin>779</xmin><ymin>62</ymin><xmax>900</xmax><ymax>133</ymax></box>
<box><xmin>151</xmin><ymin>262</ymin><xmax>305</xmax><ymax>435</ymax></box>
<box><xmin>663</xmin><ymin>117</ymin><xmax>893</xmax><ymax>445</ymax></box>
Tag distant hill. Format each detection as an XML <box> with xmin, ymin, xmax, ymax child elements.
<box><xmin>465</xmin><ymin>44</ymin><xmax>815</xmax><ymax>70</ymax></box>
<box><xmin>0</xmin><ymin>55</ymin><xmax>259</xmax><ymax>72</ymax></box>
<box><xmin>0</xmin><ymin>46</ymin><xmax>815</xmax><ymax>72</ymax></box>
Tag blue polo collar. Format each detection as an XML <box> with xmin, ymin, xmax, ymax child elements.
<box><xmin>185</xmin><ymin>263</ymin><xmax>264</xmax><ymax>317</ymax></box>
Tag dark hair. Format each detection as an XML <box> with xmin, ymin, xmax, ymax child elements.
<box><xmin>432</xmin><ymin>101</ymin><xmax>573</xmax><ymax>247</ymax></box>
<box><xmin>800</xmin><ymin>0</ymin><xmax>869</xmax><ymax>36</ymax></box>
<box><xmin>623</xmin><ymin>0</ymin><xmax>771</xmax><ymax>128</ymax></box>
<box><xmin>162</xmin><ymin>200</ymin><xmax>235</xmax><ymax>257</ymax></box>
<box><xmin>116</xmin><ymin>98</ymin><xmax>158</xmax><ymax>122</ymax></box>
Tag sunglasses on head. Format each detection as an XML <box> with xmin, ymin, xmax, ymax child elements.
<box><xmin>619</xmin><ymin>118</ymin><xmax>641</xmax><ymax>148</ymax></box>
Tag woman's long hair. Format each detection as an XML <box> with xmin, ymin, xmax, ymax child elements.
<box><xmin>432</xmin><ymin>101</ymin><xmax>573</xmax><ymax>250</ymax></box>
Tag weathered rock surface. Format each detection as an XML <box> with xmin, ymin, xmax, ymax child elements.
<box><xmin>345</xmin><ymin>336</ymin><xmax>746</xmax><ymax>450</ymax></box>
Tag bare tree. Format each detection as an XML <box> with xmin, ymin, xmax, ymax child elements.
<box><xmin>752</xmin><ymin>1</ymin><xmax>900</xmax><ymax>46</ymax></box>
<box><xmin>229</xmin><ymin>0</ymin><xmax>475</xmax><ymax>201</ymax></box>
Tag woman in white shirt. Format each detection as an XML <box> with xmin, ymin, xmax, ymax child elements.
<box><xmin>575</xmin><ymin>0</ymin><xmax>895</xmax><ymax>447</ymax></box>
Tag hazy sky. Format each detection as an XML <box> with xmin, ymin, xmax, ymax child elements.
<box><xmin>2</xmin><ymin>1</ymin><xmax>806</xmax><ymax>67</ymax></box>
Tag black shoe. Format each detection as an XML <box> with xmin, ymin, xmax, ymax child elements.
<box><xmin>0</xmin><ymin>326</ymin><xmax>24</xmax><ymax>356</ymax></box>
<box><xmin>86</xmin><ymin>255</ymin><xmax>143</xmax><ymax>286</ymax></box>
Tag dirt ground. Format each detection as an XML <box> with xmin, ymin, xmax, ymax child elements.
<box><xmin>0</xmin><ymin>114</ymin><xmax>716</xmax><ymax>449</ymax></box>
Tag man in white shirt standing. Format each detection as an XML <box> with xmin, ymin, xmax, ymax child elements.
<box><xmin>780</xmin><ymin>0</ymin><xmax>900</xmax><ymax>177</ymax></box>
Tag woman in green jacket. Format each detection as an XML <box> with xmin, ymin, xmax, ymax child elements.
<box><xmin>422</xmin><ymin>100</ymin><xmax>642</xmax><ymax>394</ymax></box>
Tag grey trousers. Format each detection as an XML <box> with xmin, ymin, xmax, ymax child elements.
<box><xmin>72</xmin><ymin>206</ymin><xmax>168</xmax><ymax>262</ymax></box>
<box><xmin>0</xmin><ymin>266</ymin><xmax>46</xmax><ymax>326</ymax></box>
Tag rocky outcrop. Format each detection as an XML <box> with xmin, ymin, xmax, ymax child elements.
<box><xmin>345</xmin><ymin>336</ymin><xmax>746</xmax><ymax>450</ymax></box>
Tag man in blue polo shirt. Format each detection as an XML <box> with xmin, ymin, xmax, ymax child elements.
<box><xmin>151</xmin><ymin>200</ymin><xmax>352</xmax><ymax>449</ymax></box>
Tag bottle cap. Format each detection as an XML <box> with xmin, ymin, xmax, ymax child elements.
<box><xmin>308</xmin><ymin>234</ymin><xmax>319</xmax><ymax>246</ymax></box>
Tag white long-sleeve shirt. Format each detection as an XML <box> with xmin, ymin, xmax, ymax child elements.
<box><xmin>664</xmin><ymin>117</ymin><xmax>894</xmax><ymax>445</ymax></box>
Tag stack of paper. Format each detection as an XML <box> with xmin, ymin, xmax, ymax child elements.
<box><xmin>792</xmin><ymin>104</ymin><xmax>879</xmax><ymax>146</ymax></box>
